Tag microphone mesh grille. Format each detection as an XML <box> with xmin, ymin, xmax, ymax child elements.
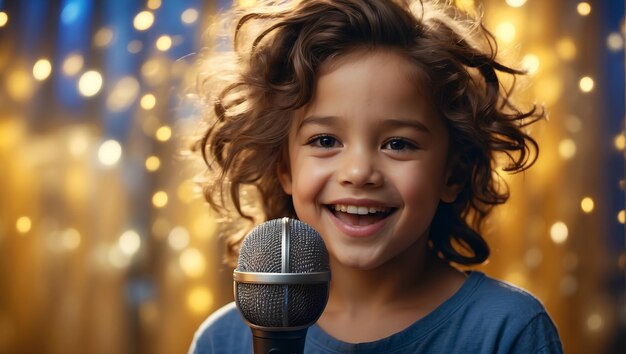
<box><xmin>236</xmin><ymin>219</ymin><xmax>330</xmax><ymax>328</ymax></box>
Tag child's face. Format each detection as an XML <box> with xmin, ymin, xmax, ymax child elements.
<box><xmin>278</xmin><ymin>50</ymin><xmax>459</xmax><ymax>270</ymax></box>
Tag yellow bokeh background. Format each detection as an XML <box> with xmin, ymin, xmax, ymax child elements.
<box><xmin>0</xmin><ymin>1</ymin><xmax>624</xmax><ymax>353</ymax></box>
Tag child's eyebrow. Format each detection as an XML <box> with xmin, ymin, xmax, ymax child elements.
<box><xmin>297</xmin><ymin>115</ymin><xmax>338</xmax><ymax>130</ymax></box>
<box><xmin>297</xmin><ymin>116</ymin><xmax>431</xmax><ymax>134</ymax></box>
<box><xmin>380</xmin><ymin>118</ymin><xmax>431</xmax><ymax>134</ymax></box>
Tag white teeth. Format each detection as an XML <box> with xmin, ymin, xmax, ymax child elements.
<box><xmin>332</xmin><ymin>204</ymin><xmax>389</xmax><ymax>215</ymax></box>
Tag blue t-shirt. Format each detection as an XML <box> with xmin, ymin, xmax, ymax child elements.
<box><xmin>188</xmin><ymin>271</ymin><xmax>563</xmax><ymax>353</ymax></box>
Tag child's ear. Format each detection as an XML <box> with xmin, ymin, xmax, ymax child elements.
<box><xmin>441</xmin><ymin>155</ymin><xmax>465</xmax><ymax>203</ymax></box>
<box><xmin>277</xmin><ymin>161</ymin><xmax>293</xmax><ymax>195</ymax></box>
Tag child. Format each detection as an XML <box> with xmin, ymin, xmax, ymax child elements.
<box><xmin>189</xmin><ymin>0</ymin><xmax>563</xmax><ymax>352</ymax></box>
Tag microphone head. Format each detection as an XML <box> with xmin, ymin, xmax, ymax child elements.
<box><xmin>234</xmin><ymin>218</ymin><xmax>330</xmax><ymax>330</ymax></box>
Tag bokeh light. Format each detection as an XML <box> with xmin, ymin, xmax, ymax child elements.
<box><xmin>179</xmin><ymin>248</ymin><xmax>206</xmax><ymax>278</ymax></box>
<box><xmin>6</xmin><ymin>69</ymin><xmax>34</xmax><ymax>101</ymax></box>
<box><xmin>580</xmin><ymin>197</ymin><xmax>595</xmax><ymax>213</ymax></box>
<box><xmin>98</xmin><ymin>139</ymin><xmax>122</xmax><ymax>166</ymax></box>
<box><xmin>521</xmin><ymin>54</ymin><xmax>540</xmax><ymax>75</ymax></box>
<box><xmin>550</xmin><ymin>222</ymin><xmax>569</xmax><ymax>244</ymax></box>
<box><xmin>558</xmin><ymin>139</ymin><xmax>577</xmax><ymax>159</ymax></box>
<box><xmin>556</xmin><ymin>37</ymin><xmax>577</xmax><ymax>61</ymax></box>
<box><xmin>505</xmin><ymin>0</ymin><xmax>527</xmax><ymax>7</ymax></box>
<box><xmin>145</xmin><ymin>155</ymin><xmax>161</xmax><ymax>172</ymax></box>
<box><xmin>62</xmin><ymin>53</ymin><xmax>84</xmax><ymax>76</ymax></box>
<box><xmin>152</xmin><ymin>191</ymin><xmax>168</xmax><ymax>208</ymax></box>
<box><xmin>93</xmin><ymin>27</ymin><xmax>114</xmax><ymax>47</ymax></box>
<box><xmin>495</xmin><ymin>22</ymin><xmax>516</xmax><ymax>43</ymax></box>
<box><xmin>156</xmin><ymin>126</ymin><xmax>172</xmax><ymax>142</ymax></box>
<box><xmin>168</xmin><ymin>226</ymin><xmax>190</xmax><ymax>251</ymax></box>
<box><xmin>181</xmin><ymin>8</ymin><xmax>199</xmax><ymax>24</ymax></box>
<box><xmin>141</xmin><ymin>94</ymin><xmax>157</xmax><ymax>110</ymax></box>
<box><xmin>78</xmin><ymin>70</ymin><xmax>103</xmax><ymax>97</ymax></box>
<box><xmin>134</xmin><ymin>11</ymin><xmax>155</xmax><ymax>31</ymax></box>
<box><xmin>579</xmin><ymin>76</ymin><xmax>594</xmax><ymax>93</ymax></box>
<box><xmin>16</xmin><ymin>216</ymin><xmax>32</xmax><ymax>234</ymax></box>
<box><xmin>577</xmin><ymin>2</ymin><xmax>592</xmax><ymax>16</ymax></box>
<box><xmin>156</xmin><ymin>35</ymin><xmax>172</xmax><ymax>51</ymax></box>
<box><xmin>118</xmin><ymin>230</ymin><xmax>141</xmax><ymax>256</ymax></box>
<box><xmin>147</xmin><ymin>0</ymin><xmax>162</xmax><ymax>10</ymax></box>
<box><xmin>186</xmin><ymin>286</ymin><xmax>214</xmax><ymax>315</ymax></box>
<box><xmin>0</xmin><ymin>11</ymin><xmax>8</xmax><ymax>27</ymax></box>
<box><xmin>106</xmin><ymin>76</ymin><xmax>140</xmax><ymax>112</ymax></box>
<box><xmin>33</xmin><ymin>59</ymin><xmax>52</xmax><ymax>81</ymax></box>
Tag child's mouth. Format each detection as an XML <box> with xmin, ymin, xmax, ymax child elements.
<box><xmin>326</xmin><ymin>204</ymin><xmax>395</xmax><ymax>226</ymax></box>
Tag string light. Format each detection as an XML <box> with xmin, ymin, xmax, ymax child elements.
<box><xmin>607</xmin><ymin>33</ymin><xmax>624</xmax><ymax>51</ymax></box>
<box><xmin>156</xmin><ymin>126</ymin><xmax>172</xmax><ymax>142</ymax></box>
<box><xmin>521</xmin><ymin>54</ymin><xmax>540</xmax><ymax>75</ymax></box>
<box><xmin>33</xmin><ymin>59</ymin><xmax>52</xmax><ymax>81</ymax></box>
<box><xmin>140</xmin><ymin>94</ymin><xmax>157</xmax><ymax>110</ymax></box>
<box><xmin>152</xmin><ymin>191</ymin><xmax>168</xmax><ymax>208</ymax></box>
<box><xmin>580</xmin><ymin>197</ymin><xmax>595</xmax><ymax>213</ymax></box>
<box><xmin>618</xmin><ymin>210</ymin><xmax>625</xmax><ymax>224</ymax></box>
<box><xmin>558</xmin><ymin>139</ymin><xmax>576</xmax><ymax>159</ymax></box>
<box><xmin>147</xmin><ymin>0</ymin><xmax>162</xmax><ymax>10</ymax></box>
<box><xmin>181</xmin><ymin>8</ymin><xmax>199</xmax><ymax>24</ymax></box>
<box><xmin>0</xmin><ymin>11</ymin><xmax>8</xmax><ymax>27</ymax></box>
<box><xmin>134</xmin><ymin>11</ymin><xmax>155</xmax><ymax>31</ymax></box>
<box><xmin>579</xmin><ymin>76</ymin><xmax>594</xmax><ymax>93</ymax></box>
<box><xmin>145</xmin><ymin>155</ymin><xmax>161</xmax><ymax>171</ymax></box>
<box><xmin>118</xmin><ymin>230</ymin><xmax>141</xmax><ymax>256</ymax></box>
<box><xmin>156</xmin><ymin>35</ymin><xmax>172</xmax><ymax>51</ymax></box>
<box><xmin>78</xmin><ymin>70</ymin><xmax>103</xmax><ymax>97</ymax></box>
<box><xmin>16</xmin><ymin>216</ymin><xmax>32</xmax><ymax>234</ymax></box>
<box><xmin>577</xmin><ymin>2</ymin><xmax>591</xmax><ymax>16</ymax></box>
<box><xmin>98</xmin><ymin>140</ymin><xmax>122</xmax><ymax>166</ymax></box>
<box><xmin>505</xmin><ymin>0</ymin><xmax>526</xmax><ymax>7</ymax></box>
<box><xmin>168</xmin><ymin>226</ymin><xmax>190</xmax><ymax>250</ymax></box>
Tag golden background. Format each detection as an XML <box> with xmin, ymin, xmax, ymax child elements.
<box><xmin>0</xmin><ymin>0</ymin><xmax>624</xmax><ymax>353</ymax></box>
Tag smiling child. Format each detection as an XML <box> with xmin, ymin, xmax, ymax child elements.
<box><xmin>189</xmin><ymin>1</ymin><xmax>563</xmax><ymax>353</ymax></box>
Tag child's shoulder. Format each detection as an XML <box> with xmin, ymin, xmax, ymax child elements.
<box><xmin>465</xmin><ymin>271</ymin><xmax>548</xmax><ymax>315</ymax></box>
<box><xmin>188</xmin><ymin>302</ymin><xmax>251</xmax><ymax>354</ymax></box>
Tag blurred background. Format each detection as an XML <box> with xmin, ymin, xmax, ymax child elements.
<box><xmin>0</xmin><ymin>0</ymin><xmax>623</xmax><ymax>353</ymax></box>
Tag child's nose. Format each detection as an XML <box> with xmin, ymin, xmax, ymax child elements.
<box><xmin>337</xmin><ymin>147</ymin><xmax>384</xmax><ymax>188</ymax></box>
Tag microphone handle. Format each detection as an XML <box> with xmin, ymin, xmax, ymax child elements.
<box><xmin>251</xmin><ymin>328</ymin><xmax>308</xmax><ymax>354</ymax></box>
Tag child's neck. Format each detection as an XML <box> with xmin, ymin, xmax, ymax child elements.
<box><xmin>317</xmin><ymin>242</ymin><xmax>467</xmax><ymax>343</ymax></box>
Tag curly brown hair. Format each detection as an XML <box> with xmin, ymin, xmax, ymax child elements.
<box><xmin>195</xmin><ymin>0</ymin><xmax>543</xmax><ymax>266</ymax></box>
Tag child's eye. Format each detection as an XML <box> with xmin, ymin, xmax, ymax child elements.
<box><xmin>308</xmin><ymin>135</ymin><xmax>341</xmax><ymax>149</ymax></box>
<box><xmin>382</xmin><ymin>138</ymin><xmax>417</xmax><ymax>151</ymax></box>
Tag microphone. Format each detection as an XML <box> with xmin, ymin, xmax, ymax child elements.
<box><xmin>233</xmin><ymin>218</ymin><xmax>331</xmax><ymax>354</ymax></box>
